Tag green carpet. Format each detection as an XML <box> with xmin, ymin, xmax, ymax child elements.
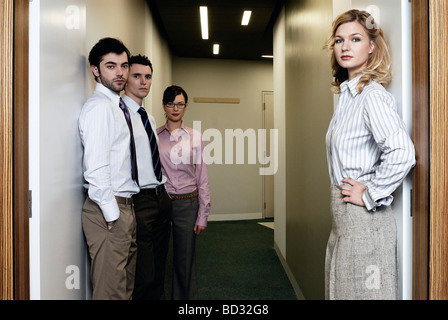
<box><xmin>165</xmin><ymin>219</ymin><xmax>297</xmax><ymax>300</ymax></box>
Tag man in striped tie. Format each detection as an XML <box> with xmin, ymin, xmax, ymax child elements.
<box><xmin>121</xmin><ymin>54</ymin><xmax>172</xmax><ymax>300</ymax></box>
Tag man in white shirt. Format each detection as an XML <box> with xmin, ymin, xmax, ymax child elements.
<box><xmin>121</xmin><ymin>54</ymin><xmax>172</xmax><ymax>299</ymax></box>
<box><xmin>78</xmin><ymin>38</ymin><xmax>139</xmax><ymax>300</ymax></box>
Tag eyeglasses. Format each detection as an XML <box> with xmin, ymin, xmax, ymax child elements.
<box><xmin>165</xmin><ymin>102</ymin><xmax>186</xmax><ymax>109</ymax></box>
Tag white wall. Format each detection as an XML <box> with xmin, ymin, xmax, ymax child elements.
<box><xmin>29</xmin><ymin>0</ymin><xmax>172</xmax><ymax>299</ymax></box>
<box><xmin>172</xmin><ymin>57</ymin><xmax>274</xmax><ymax>221</ymax></box>
<box><xmin>85</xmin><ymin>0</ymin><xmax>173</xmax><ymax>122</ymax></box>
<box><xmin>143</xmin><ymin>8</ymin><xmax>173</xmax><ymax>124</ymax></box>
<box><xmin>273</xmin><ymin>7</ymin><xmax>287</xmax><ymax>260</ymax></box>
<box><xmin>29</xmin><ymin>0</ymin><xmax>88</xmax><ymax>300</ymax></box>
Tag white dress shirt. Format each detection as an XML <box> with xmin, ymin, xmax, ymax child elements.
<box><xmin>326</xmin><ymin>75</ymin><xmax>416</xmax><ymax>211</ymax></box>
<box><xmin>79</xmin><ymin>83</ymin><xmax>139</xmax><ymax>222</ymax></box>
<box><xmin>121</xmin><ymin>94</ymin><xmax>166</xmax><ymax>189</ymax></box>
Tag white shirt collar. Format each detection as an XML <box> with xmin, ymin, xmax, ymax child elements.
<box><xmin>96</xmin><ymin>83</ymin><xmax>121</xmax><ymax>104</ymax></box>
<box><xmin>340</xmin><ymin>74</ymin><xmax>363</xmax><ymax>97</ymax></box>
<box><xmin>121</xmin><ymin>94</ymin><xmax>143</xmax><ymax>114</ymax></box>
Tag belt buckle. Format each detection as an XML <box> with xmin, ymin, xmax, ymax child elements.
<box><xmin>155</xmin><ymin>184</ymin><xmax>163</xmax><ymax>196</ymax></box>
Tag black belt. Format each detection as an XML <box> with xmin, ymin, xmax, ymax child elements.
<box><xmin>139</xmin><ymin>184</ymin><xmax>165</xmax><ymax>196</ymax></box>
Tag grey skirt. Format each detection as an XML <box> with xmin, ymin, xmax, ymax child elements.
<box><xmin>325</xmin><ymin>185</ymin><xmax>398</xmax><ymax>300</ymax></box>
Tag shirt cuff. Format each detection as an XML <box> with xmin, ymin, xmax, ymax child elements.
<box><xmin>362</xmin><ymin>190</ymin><xmax>393</xmax><ymax>212</ymax></box>
<box><xmin>362</xmin><ymin>191</ymin><xmax>376</xmax><ymax>212</ymax></box>
<box><xmin>195</xmin><ymin>209</ymin><xmax>209</xmax><ymax>227</ymax></box>
<box><xmin>99</xmin><ymin>199</ymin><xmax>120</xmax><ymax>222</ymax></box>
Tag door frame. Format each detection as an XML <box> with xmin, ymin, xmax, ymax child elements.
<box><xmin>0</xmin><ymin>0</ymin><xmax>29</xmax><ymax>300</ymax></box>
<box><xmin>0</xmin><ymin>0</ymin><xmax>14</xmax><ymax>300</ymax></box>
<box><xmin>14</xmin><ymin>0</ymin><xmax>30</xmax><ymax>300</ymax></box>
<box><xmin>262</xmin><ymin>90</ymin><xmax>274</xmax><ymax>219</ymax></box>
<box><xmin>411</xmin><ymin>0</ymin><xmax>429</xmax><ymax>300</ymax></box>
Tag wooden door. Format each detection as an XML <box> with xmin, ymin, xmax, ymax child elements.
<box><xmin>412</xmin><ymin>0</ymin><xmax>448</xmax><ymax>300</ymax></box>
<box><xmin>428</xmin><ymin>0</ymin><xmax>448</xmax><ymax>300</ymax></box>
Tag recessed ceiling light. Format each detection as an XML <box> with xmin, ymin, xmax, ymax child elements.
<box><xmin>261</xmin><ymin>55</ymin><xmax>274</xmax><ymax>59</ymax></box>
<box><xmin>213</xmin><ymin>44</ymin><xmax>220</xmax><ymax>55</ymax></box>
<box><xmin>200</xmin><ymin>6</ymin><xmax>209</xmax><ymax>40</ymax></box>
<box><xmin>242</xmin><ymin>11</ymin><xmax>252</xmax><ymax>26</ymax></box>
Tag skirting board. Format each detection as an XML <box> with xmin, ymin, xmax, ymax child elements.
<box><xmin>274</xmin><ymin>243</ymin><xmax>305</xmax><ymax>300</ymax></box>
<box><xmin>208</xmin><ymin>212</ymin><xmax>263</xmax><ymax>222</ymax></box>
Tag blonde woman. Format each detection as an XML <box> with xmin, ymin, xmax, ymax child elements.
<box><xmin>324</xmin><ymin>10</ymin><xmax>415</xmax><ymax>300</ymax></box>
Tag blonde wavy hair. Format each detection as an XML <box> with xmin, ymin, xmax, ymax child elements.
<box><xmin>324</xmin><ymin>9</ymin><xmax>392</xmax><ymax>93</ymax></box>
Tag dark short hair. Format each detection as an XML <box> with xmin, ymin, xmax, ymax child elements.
<box><xmin>88</xmin><ymin>37</ymin><xmax>131</xmax><ymax>67</ymax></box>
<box><xmin>163</xmin><ymin>85</ymin><xmax>188</xmax><ymax>105</ymax></box>
<box><xmin>129</xmin><ymin>54</ymin><xmax>153</xmax><ymax>73</ymax></box>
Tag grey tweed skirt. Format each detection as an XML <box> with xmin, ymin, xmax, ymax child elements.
<box><xmin>325</xmin><ymin>185</ymin><xmax>398</xmax><ymax>300</ymax></box>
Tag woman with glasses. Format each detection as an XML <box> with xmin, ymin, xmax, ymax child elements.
<box><xmin>157</xmin><ymin>85</ymin><xmax>211</xmax><ymax>300</ymax></box>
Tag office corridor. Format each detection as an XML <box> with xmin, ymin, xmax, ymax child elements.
<box><xmin>165</xmin><ymin>219</ymin><xmax>298</xmax><ymax>300</ymax></box>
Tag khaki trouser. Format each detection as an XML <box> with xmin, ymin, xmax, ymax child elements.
<box><xmin>82</xmin><ymin>196</ymin><xmax>137</xmax><ymax>300</ymax></box>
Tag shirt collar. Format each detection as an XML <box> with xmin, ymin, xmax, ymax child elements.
<box><xmin>96</xmin><ymin>83</ymin><xmax>121</xmax><ymax>104</ymax></box>
<box><xmin>121</xmin><ymin>94</ymin><xmax>142</xmax><ymax>114</ymax></box>
<box><xmin>340</xmin><ymin>74</ymin><xmax>363</xmax><ymax>97</ymax></box>
<box><xmin>157</xmin><ymin>121</ymin><xmax>188</xmax><ymax>135</ymax></box>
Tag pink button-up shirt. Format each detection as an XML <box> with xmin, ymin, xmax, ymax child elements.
<box><xmin>157</xmin><ymin>122</ymin><xmax>211</xmax><ymax>226</ymax></box>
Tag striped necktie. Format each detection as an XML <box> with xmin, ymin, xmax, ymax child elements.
<box><xmin>119</xmin><ymin>98</ymin><xmax>139</xmax><ymax>185</ymax></box>
<box><xmin>137</xmin><ymin>107</ymin><xmax>163</xmax><ymax>182</ymax></box>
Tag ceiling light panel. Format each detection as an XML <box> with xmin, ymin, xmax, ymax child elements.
<box><xmin>200</xmin><ymin>6</ymin><xmax>209</xmax><ymax>40</ymax></box>
<box><xmin>241</xmin><ymin>11</ymin><xmax>252</xmax><ymax>26</ymax></box>
<box><xmin>213</xmin><ymin>44</ymin><xmax>220</xmax><ymax>55</ymax></box>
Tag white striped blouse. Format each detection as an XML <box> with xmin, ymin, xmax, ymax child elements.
<box><xmin>326</xmin><ymin>75</ymin><xmax>416</xmax><ymax>211</ymax></box>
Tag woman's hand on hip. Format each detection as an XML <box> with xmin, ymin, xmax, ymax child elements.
<box><xmin>341</xmin><ymin>178</ymin><xmax>366</xmax><ymax>207</ymax></box>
